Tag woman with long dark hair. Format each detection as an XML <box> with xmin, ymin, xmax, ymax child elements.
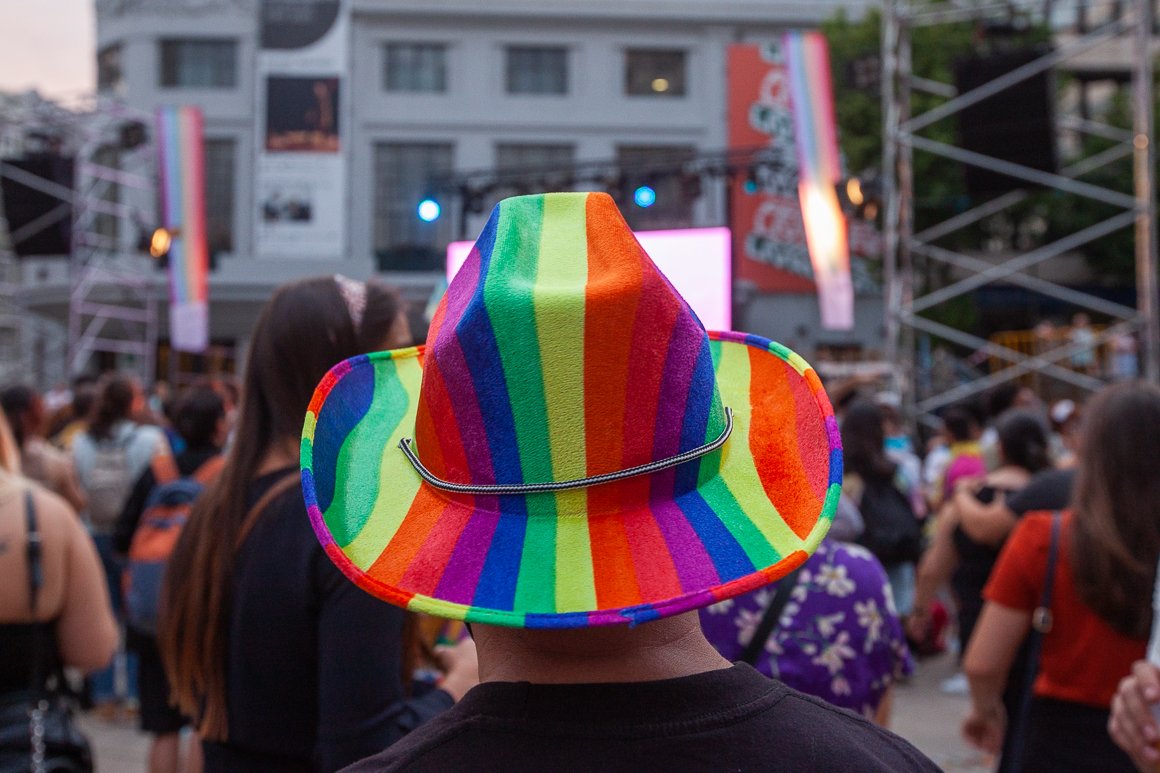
<box><xmin>841</xmin><ymin>402</ymin><xmax>923</xmax><ymax>616</ymax></box>
<box><xmin>160</xmin><ymin>276</ymin><xmax>477</xmax><ymax>772</ymax></box>
<box><xmin>963</xmin><ymin>382</ymin><xmax>1160</xmax><ymax>772</ymax></box>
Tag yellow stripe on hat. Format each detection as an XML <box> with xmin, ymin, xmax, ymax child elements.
<box><xmin>537</xmin><ymin>193</ymin><xmax>596</xmax><ymax>613</ymax></box>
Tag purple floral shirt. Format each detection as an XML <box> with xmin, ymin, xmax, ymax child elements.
<box><xmin>699</xmin><ymin>539</ymin><xmax>914</xmax><ymax>718</ymax></box>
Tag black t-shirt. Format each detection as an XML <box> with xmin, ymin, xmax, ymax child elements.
<box><xmin>200</xmin><ymin>469</ymin><xmax>453</xmax><ymax>773</ymax></box>
<box><xmin>1006</xmin><ymin>468</ymin><xmax>1076</xmax><ymax>517</ymax></box>
<box><xmin>341</xmin><ymin>664</ymin><xmax>939</xmax><ymax>773</ymax></box>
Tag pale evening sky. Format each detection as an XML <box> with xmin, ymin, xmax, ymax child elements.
<box><xmin>0</xmin><ymin>0</ymin><xmax>95</xmax><ymax>99</ymax></box>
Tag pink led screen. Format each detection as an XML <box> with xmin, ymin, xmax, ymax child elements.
<box><xmin>446</xmin><ymin>226</ymin><xmax>732</xmax><ymax>330</ymax></box>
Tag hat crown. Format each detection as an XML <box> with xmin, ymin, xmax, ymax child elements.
<box><xmin>415</xmin><ymin>192</ymin><xmax>726</xmax><ymax>498</ymax></box>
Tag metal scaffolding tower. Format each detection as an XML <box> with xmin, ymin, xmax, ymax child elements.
<box><xmin>0</xmin><ymin>95</ymin><xmax>158</xmax><ymax>386</ymax></box>
<box><xmin>0</xmin><ymin>94</ymin><xmax>72</xmax><ymax>389</ymax></box>
<box><xmin>883</xmin><ymin>0</ymin><xmax>1157</xmax><ymax>424</ymax></box>
<box><xmin>67</xmin><ymin>103</ymin><xmax>157</xmax><ymax>382</ymax></box>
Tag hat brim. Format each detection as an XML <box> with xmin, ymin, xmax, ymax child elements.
<box><xmin>301</xmin><ymin>331</ymin><xmax>840</xmax><ymax>628</ymax></box>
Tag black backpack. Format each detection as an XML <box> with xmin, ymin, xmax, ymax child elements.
<box><xmin>855</xmin><ymin>475</ymin><xmax>923</xmax><ymax>565</ymax></box>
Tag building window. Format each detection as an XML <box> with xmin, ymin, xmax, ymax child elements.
<box><xmin>495</xmin><ymin>143</ymin><xmax>575</xmax><ymax>193</ymax></box>
<box><xmin>204</xmin><ymin>139</ymin><xmax>235</xmax><ymax>262</ymax></box>
<box><xmin>373</xmin><ymin>143</ymin><xmax>454</xmax><ymax>270</ymax></box>
<box><xmin>97</xmin><ymin>44</ymin><xmax>124</xmax><ymax>94</ymax></box>
<box><xmin>615</xmin><ymin>145</ymin><xmax>696</xmax><ymax>230</ymax></box>
<box><xmin>159</xmin><ymin>39</ymin><xmax>237</xmax><ymax>88</ymax></box>
<box><xmin>384</xmin><ymin>43</ymin><xmax>447</xmax><ymax>93</ymax></box>
<box><xmin>505</xmin><ymin>47</ymin><xmax>567</xmax><ymax>95</ymax></box>
<box><xmin>625</xmin><ymin>49</ymin><xmax>687</xmax><ymax>96</ymax></box>
<box><xmin>496</xmin><ymin>143</ymin><xmax>575</xmax><ymax>173</ymax></box>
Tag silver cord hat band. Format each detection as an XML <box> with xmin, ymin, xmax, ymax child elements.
<box><xmin>398</xmin><ymin>407</ymin><xmax>733</xmax><ymax>495</ymax></box>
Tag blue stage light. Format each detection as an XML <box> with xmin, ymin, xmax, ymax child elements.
<box><xmin>417</xmin><ymin>198</ymin><xmax>441</xmax><ymax>222</ymax></box>
<box><xmin>633</xmin><ymin>185</ymin><xmax>657</xmax><ymax>208</ymax></box>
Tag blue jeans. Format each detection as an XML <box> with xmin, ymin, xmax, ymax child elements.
<box><xmin>885</xmin><ymin>561</ymin><xmax>916</xmax><ymax>617</ymax></box>
<box><xmin>90</xmin><ymin>532</ymin><xmax>138</xmax><ymax>703</ymax></box>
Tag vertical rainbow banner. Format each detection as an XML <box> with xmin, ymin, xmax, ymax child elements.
<box><xmin>156</xmin><ymin>105</ymin><xmax>209</xmax><ymax>353</ymax></box>
<box><xmin>785</xmin><ymin>31</ymin><xmax>854</xmax><ymax>331</ymax></box>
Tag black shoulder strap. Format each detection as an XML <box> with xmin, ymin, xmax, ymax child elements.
<box><xmin>1034</xmin><ymin>512</ymin><xmax>1063</xmax><ymax>634</ymax></box>
<box><xmin>739</xmin><ymin>564</ymin><xmax>805</xmax><ymax>666</ymax></box>
<box><xmin>1006</xmin><ymin>511</ymin><xmax>1062</xmax><ymax>772</ymax></box>
<box><xmin>25</xmin><ymin>489</ymin><xmax>43</xmax><ymax>617</ymax></box>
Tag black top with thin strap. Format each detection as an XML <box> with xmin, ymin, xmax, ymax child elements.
<box><xmin>0</xmin><ymin>490</ymin><xmax>62</xmax><ymax>695</ymax></box>
<box><xmin>0</xmin><ymin>623</ymin><xmax>60</xmax><ymax>694</ymax></box>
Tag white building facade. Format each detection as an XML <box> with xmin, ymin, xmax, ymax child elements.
<box><xmin>23</xmin><ymin>0</ymin><xmax>886</xmax><ymax>379</ymax></box>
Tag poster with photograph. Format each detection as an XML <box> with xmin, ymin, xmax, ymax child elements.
<box><xmin>254</xmin><ymin>1</ymin><xmax>347</xmax><ymax>259</ymax></box>
<box><xmin>265</xmin><ymin>76</ymin><xmax>340</xmax><ymax>153</ymax></box>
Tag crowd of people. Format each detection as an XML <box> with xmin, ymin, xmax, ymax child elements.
<box><xmin>0</xmin><ymin>191</ymin><xmax>1157</xmax><ymax>773</ymax></box>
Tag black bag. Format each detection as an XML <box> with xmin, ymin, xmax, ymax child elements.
<box><xmin>0</xmin><ymin>694</ymin><xmax>92</xmax><ymax>773</ymax></box>
<box><xmin>0</xmin><ymin>491</ymin><xmax>93</xmax><ymax>773</ymax></box>
<box><xmin>855</xmin><ymin>475</ymin><xmax>923</xmax><ymax>565</ymax></box>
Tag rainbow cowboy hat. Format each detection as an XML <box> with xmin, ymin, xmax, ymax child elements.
<box><xmin>301</xmin><ymin>192</ymin><xmax>841</xmax><ymax>628</ymax></box>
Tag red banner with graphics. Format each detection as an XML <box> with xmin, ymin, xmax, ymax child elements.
<box><xmin>727</xmin><ymin>43</ymin><xmax>880</xmax><ymax>298</ymax></box>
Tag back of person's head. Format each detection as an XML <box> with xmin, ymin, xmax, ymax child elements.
<box><xmin>841</xmin><ymin>401</ymin><xmax>895</xmax><ymax>480</ymax></box>
<box><xmin>88</xmin><ymin>373</ymin><xmax>139</xmax><ymax>440</ymax></box>
<box><xmin>1071</xmin><ymin>381</ymin><xmax>1160</xmax><ymax>639</ymax></box>
<box><xmin>173</xmin><ymin>386</ymin><xmax>226</xmax><ymax>450</ymax></box>
<box><xmin>71</xmin><ymin>383</ymin><xmax>96</xmax><ymax>421</ymax></box>
<box><xmin>875</xmin><ymin>394</ymin><xmax>904</xmax><ymax>434</ymax></box>
<box><xmin>162</xmin><ymin>274</ymin><xmax>405</xmax><ymax>740</ymax></box>
<box><xmin>995</xmin><ymin>409</ymin><xmax>1050</xmax><ymax>474</ymax></box>
<box><xmin>985</xmin><ymin>382</ymin><xmax>1021</xmax><ymax>422</ymax></box>
<box><xmin>238</xmin><ymin>276</ymin><xmax>403</xmax><ymax>457</ymax></box>
<box><xmin>1049</xmin><ymin>398</ymin><xmax>1082</xmax><ymax>434</ymax></box>
<box><xmin>0</xmin><ymin>384</ymin><xmax>36</xmax><ymax>448</ymax></box>
<box><xmin>212</xmin><ymin>375</ymin><xmax>241</xmax><ymax>414</ymax></box>
<box><xmin>941</xmin><ymin>405</ymin><xmax>978</xmax><ymax>443</ymax></box>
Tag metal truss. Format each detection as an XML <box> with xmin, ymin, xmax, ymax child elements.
<box><xmin>883</xmin><ymin>0</ymin><xmax>1157</xmax><ymax>424</ymax></box>
<box><xmin>0</xmin><ymin>95</ymin><xmax>158</xmax><ymax>385</ymax></box>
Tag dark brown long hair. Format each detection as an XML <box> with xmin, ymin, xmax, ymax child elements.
<box><xmin>159</xmin><ymin>276</ymin><xmax>403</xmax><ymax>740</ymax></box>
<box><xmin>88</xmin><ymin>374</ymin><xmax>137</xmax><ymax>440</ymax></box>
<box><xmin>1071</xmin><ymin>382</ymin><xmax>1160</xmax><ymax>639</ymax></box>
<box><xmin>841</xmin><ymin>401</ymin><xmax>897</xmax><ymax>481</ymax></box>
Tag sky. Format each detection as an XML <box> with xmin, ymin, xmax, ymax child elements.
<box><xmin>0</xmin><ymin>0</ymin><xmax>95</xmax><ymax>100</ymax></box>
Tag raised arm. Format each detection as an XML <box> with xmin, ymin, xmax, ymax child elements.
<box><xmin>954</xmin><ymin>486</ymin><xmax>1016</xmax><ymax>547</ymax></box>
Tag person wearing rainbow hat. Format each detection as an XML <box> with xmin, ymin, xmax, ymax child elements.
<box><xmin>301</xmin><ymin>192</ymin><xmax>937</xmax><ymax>771</ymax></box>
